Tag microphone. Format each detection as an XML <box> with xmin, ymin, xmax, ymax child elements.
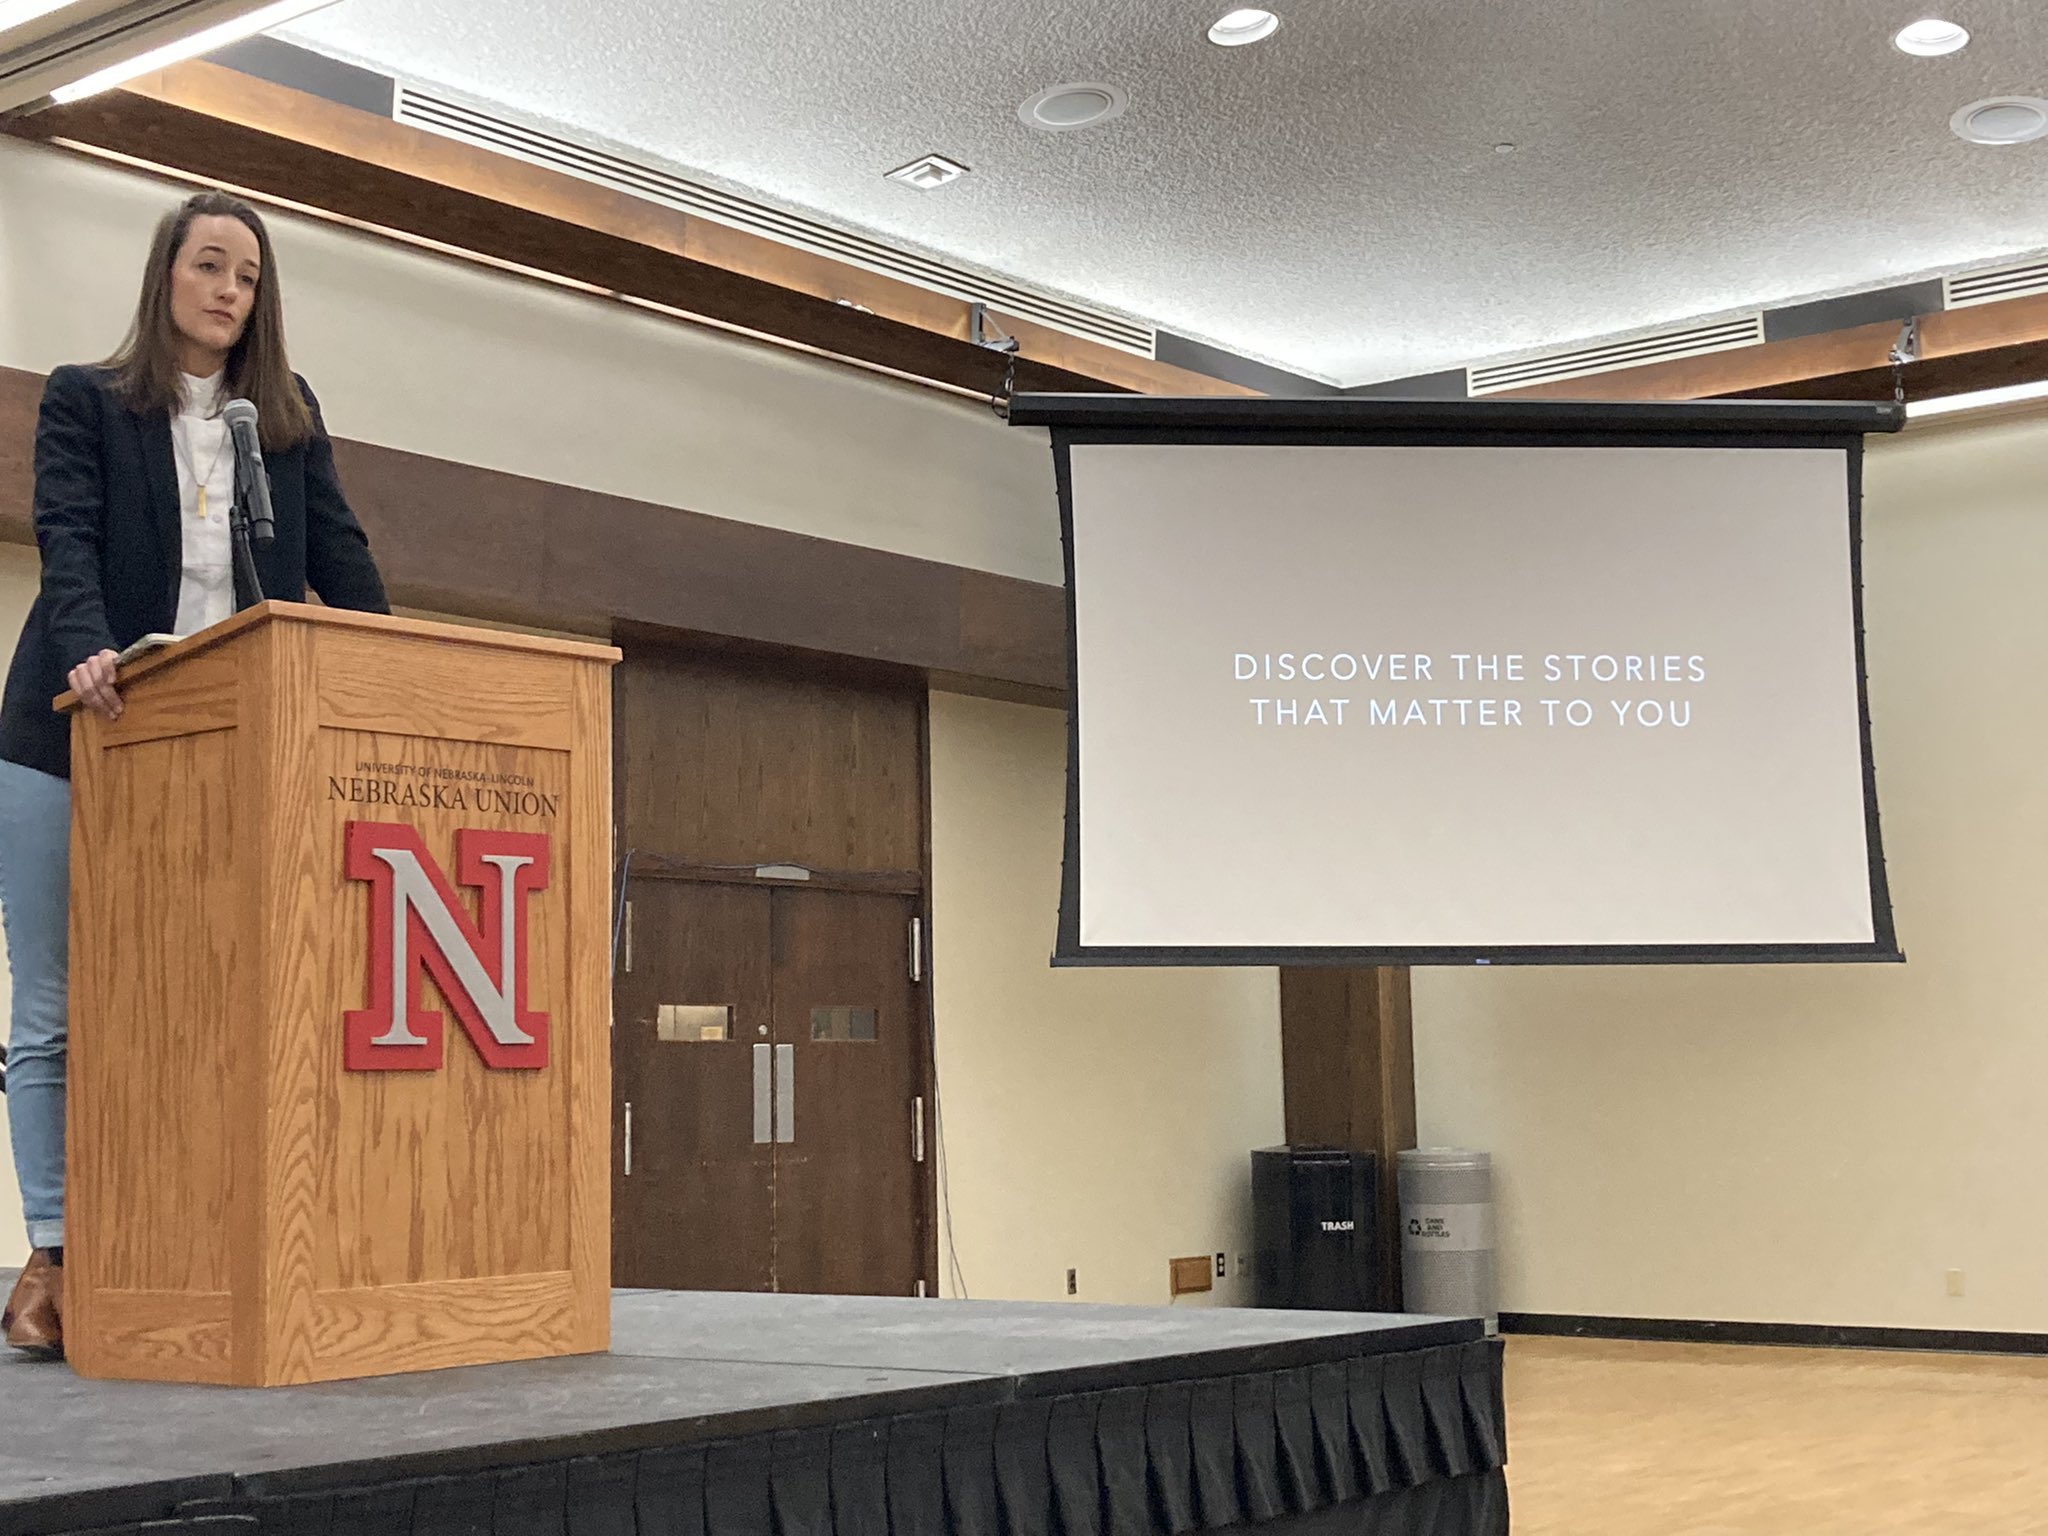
<box><xmin>220</xmin><ymin>397</ymin><xmax>275</xmax><ymax>549</ymax></box>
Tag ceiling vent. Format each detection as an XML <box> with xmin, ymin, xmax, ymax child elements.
<box><xmin>1944</xmin><ymin>258</ymin><xmax>2048</xmax><ymax>309</ymax></box>
<box><xmin>1467</xmin><ymin>315</ymin><xmax>1766</xmax><ymax>396</ymax></box>
<box><xmin>392</xmin><ymin>86</ymin><xmax>1156</xmax><ymax>357</ymax></box>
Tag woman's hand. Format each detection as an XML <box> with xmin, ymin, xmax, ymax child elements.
<box><xmin>67</xmin><ymin>649</ymin><xmax>122</xmax><ymax>721</ymax></box>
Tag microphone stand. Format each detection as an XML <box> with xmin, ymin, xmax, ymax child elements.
<box><xmin>228</xmin><ymin>440</ymin><xmax>267</xmax><ymax>613</ymax></box>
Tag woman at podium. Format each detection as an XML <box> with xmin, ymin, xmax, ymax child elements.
<box><xmin>0</xmin><ymin>191</ymin><xmax>390</xmax><ymax>1358</ymax></box>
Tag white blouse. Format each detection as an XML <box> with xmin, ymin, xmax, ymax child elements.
<box><xmin>170</xmin><ymin>370</ymin><xmax>237</xmax><ymax>637</ymax></box>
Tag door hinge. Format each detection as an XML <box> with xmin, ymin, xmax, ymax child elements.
<box><xmin>909</xmin><ymin>916</ymin><xmax>924</xmax><ymax>983</ymax></box>
<box><xmin>912</xmin><ymin>1095</ymin><xmax>926</xmax><ymax>1163</ymax></box>
<box><xmin>621</xmin><ymin>900</ymin><xmax>634</xmax><ymax>974</ymax></box>
<box><xmin>623</xmin><ymin>1101</ymin><xmax>633</xmax><ymax>1177</ymax></box>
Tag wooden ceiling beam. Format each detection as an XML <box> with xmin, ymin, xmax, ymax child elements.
<box><xmin>1732</xmin><ymin>337</ymin><xmax>2048</xmax><ymax>404</ymax></box>
<box><xmin>6</xmin><ymin>61</ymin><xmax>1255</xmax><ymax>401</ymax></box>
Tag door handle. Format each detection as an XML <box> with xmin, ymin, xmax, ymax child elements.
<box><xmin>775</xmin><ymin>1044</ymin><xmax>795</xmax><ymax>1144</ymax></box>
<box><xmin>753</xmin><ymin>1044</ymin><xmax>772</xmax><ymax>1144</ymax></box>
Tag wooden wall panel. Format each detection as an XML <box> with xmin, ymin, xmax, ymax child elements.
<box><xmin>566</xmin><ymin>659</ymin><xmax>614</xmax><ymax>1342</ymax></box>
<box><xmin>955</xmin><ymin>567</ymin><xmax>1070</xmax><ymax>692</ymax></box>
<box><xmin>75</xmin><ymin>1291</ymin><xmax>234</xmax><ymax>1385</ymax></box>
<box><xmin>311</xmin><ymin>728</ymin><xmax>575</xmax><ymax>1291</ymax></box>
<box><xmin>269</xmin><ymin>614</ymin><xmax>610</xmax><ymax>1381</ymax></box>
<box><xmin>305</xmin><ymin>1273</ymin><xmax>580</xmax><ymax>1379</ymax></box>
<box><xmin>0</xmin><ymin>364</ymin><xmax>1068</xmax><ymax>697</ymax></box>
<box><xmin>317</xmin><ymin>630</ymin><xmax>576</xmax><ymax>749</ymax></box>
<box><xmin>64</xmin><ymin>643</ymin><xmax>259</xmax><ymax>1382</ymax></box>
<box><xmin>0</xmin><ymin>364</ymin><xmax>27</xmax><ymax>515</ymax></box>
<box><xmin>315</xmin><ymin>438</ymin><xmax>556</xmax><ymax>627</ymax></box>
<box><xmin>615</xmin><ymin>647</ymin><xmax>925</xmax><ymax>876</ymax></box>
<box><xmin>261</xmin><ymin>616</ymin><xmax>324</xmax><ymax>1384</ymax></box>
<box><xmin>70</xmin><ymin>730</ymin><xmax>242</xmax><ymax>1295</ymax></box>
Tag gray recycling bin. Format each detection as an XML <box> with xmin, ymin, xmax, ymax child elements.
<box><xmin>1398</xmin><ymin>1148</ymin><xmax>1497</xmax><ymax>1332</ymax></box>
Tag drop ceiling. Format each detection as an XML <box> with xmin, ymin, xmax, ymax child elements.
<box><xmin>277</xmin><ymin>0</ymin><xmax>2048</xmax><ymax>387</ymax></box>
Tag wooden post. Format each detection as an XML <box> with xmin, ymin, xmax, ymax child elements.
<box><xmin>1278</xmin><ymin>967</ymin><xmax>1417</xmax><ymax>1310</ymax></box>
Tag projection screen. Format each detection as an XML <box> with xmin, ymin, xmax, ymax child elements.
<box><xmin>1009</xmin><ymin>396</ymin><xmax>1902</xmax><ymax>967</ymax></box>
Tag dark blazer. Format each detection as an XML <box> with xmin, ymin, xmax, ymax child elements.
<box><xmin>0</xmin><ymin>364</ymin><xmax>390</xmax><ymax>779</ymax></box>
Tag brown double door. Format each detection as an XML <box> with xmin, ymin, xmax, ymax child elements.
<box><xmin>609</xmin><ymin>642</ymin><xmax>931</xmax><ymax>1296</ymax></box>
<box><xmin>613</xmin><ymin>877</ymin><xmax>923</xmax><ymax>1294</ymax></box>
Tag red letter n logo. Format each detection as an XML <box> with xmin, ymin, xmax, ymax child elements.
<box><xmin>344</xmin><ymin>822</ymin><xmax>551</xmax><ymax>1071</ymax></box>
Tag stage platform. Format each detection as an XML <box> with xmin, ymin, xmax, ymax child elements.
<box><xmin>0</xmin><ymin>1286</ymin><xmax>1508</xmax><ymax>1536</ymax></box>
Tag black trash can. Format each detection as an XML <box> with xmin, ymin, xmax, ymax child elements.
<box><xmin>1251</xmin><ymin>1145</ymin><xmax>1379</xmax><ymax>1310</ymax></box>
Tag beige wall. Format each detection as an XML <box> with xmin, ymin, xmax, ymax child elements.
<box><xmin>0</xmin><ymin>136</ymin><xmax>1060</xmax><ymax>583</ymax></box>
<box><xmin>928</xmin><ymin>692</ymin><xmax>1285</xmax><ymax>1305</ymax></box>
<box><xmin>1414</xmin><ymin>406</ymin><xmax>2048</xmax><ymax>1332</ymax></box>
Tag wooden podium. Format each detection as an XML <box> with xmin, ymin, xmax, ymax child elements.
<box><xmin>60</xmin><ymin>604</ymin><xmax>619</xmax><ymax>1386</ymax></box>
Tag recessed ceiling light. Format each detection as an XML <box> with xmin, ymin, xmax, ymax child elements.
<box><xmin>1018</xmin><ymin>83</ymin><xmax>1129</xmax><ymax>133</ymax></box>
<box><xmin>1893</xmin><ymin>18</ymin><xmax>1970</xmax><ymax>56</ymax></box>
<box><xmin>885</xmin><ymin>154</ymin><xmax>969</xmax><ymax>190</ymax></box>
<box><xmin>1950</xmin><ymin>96</ymin><xmax>2048</xmax><ymax>145</ymax></box>
<box><xmin>1209</xmin><ymin>8</ymin><xmax>1281</xmax><ymax>46</ymax></box>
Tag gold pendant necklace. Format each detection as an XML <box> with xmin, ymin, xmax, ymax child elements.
<box><xmin>172</xmin><ymin>413</ymin><xmax>232</xmax><ymax>521</ymax></box>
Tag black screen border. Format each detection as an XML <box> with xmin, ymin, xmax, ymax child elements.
<box><xmin>1021</xmin><ymin>396</ymin><xmax>1904</xmax><ymax>969</ymax></box>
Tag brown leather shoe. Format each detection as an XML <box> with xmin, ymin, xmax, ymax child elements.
<box><xmin>4</xmin><ymin>1251</ymin><xmax>62</xmax><ymax>1358</ymax></box>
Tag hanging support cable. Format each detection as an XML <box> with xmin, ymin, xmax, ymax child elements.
<box><xmin>1888</xmin><ymin>316</ymin><xmax>1920</xmax><ymax>408</ymax></box>
<box><xmin>969</xmin><ymin>302</ymin><xmax>1021</xmax><ymax>419</ymax></box>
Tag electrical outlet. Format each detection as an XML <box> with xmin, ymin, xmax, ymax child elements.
<box><xmin>1066</xmin><ymin>1267</ymin><xmax>1077</xmax><ymax>1296</ymax></box>
<box><xmin>1236</xmin><ymin>1253</ymin><xmax>1249</xmax><ymax>1277</ymax></box>
<box><xmin>1946</xmin><ymin>1268</ymin><xmax>1965</xmax><ymax>1298</ymax></box>
<box><xmin>1215</xmin><ymin>1252</ymin><xmax>1227</xmax><ymax>1278</ymax></box>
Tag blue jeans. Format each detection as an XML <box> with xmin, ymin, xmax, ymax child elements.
<box><xmin>0</xmin><ymin>757</ymin><xmax>68</xmax><ymax>1251</ymax></box>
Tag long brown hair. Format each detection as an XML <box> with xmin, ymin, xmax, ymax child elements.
<box><xmin>101</xmin><ymin>191</ymin><xmax>313</xmax><ymax>451</ymax></box>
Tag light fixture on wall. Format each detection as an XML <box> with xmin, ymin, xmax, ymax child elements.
<box><xmin>1892</xmin><ymin>18</ymin><xmax>1970</xmax><ymax>56</ymax></box>
<box><xmin>48</xmin><ymin>0</ymin><xmax>339</xmax><ymax>103</ymax></box>
<box><xmin>1209</xmin><ymin>8</ymin><xmax>1281</xmax><ymax>46</ymax></box>
<box><xmin>0</xmin><ymin>0</ymin><xmax>84</xmax><ymax>38</ymax></box>
<box><xmin>1906</xmin><ymin>379</ymin><xmax>2048</xmax><ymax>419</ymax></box>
